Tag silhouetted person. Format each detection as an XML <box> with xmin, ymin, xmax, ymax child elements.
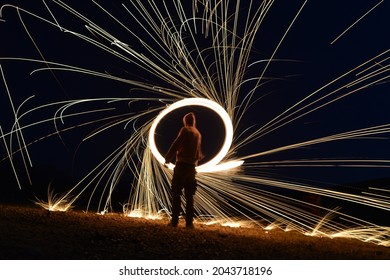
<box><xmin>165</xmin><ymin>112</ymin><xmax>203</xmax><ymax>228</ymax></box>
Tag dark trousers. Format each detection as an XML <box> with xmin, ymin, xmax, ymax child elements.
<box><xmin>171</xmin><ymin>162</ymin><xmax>197</xmax><ymax>226</ymax></box>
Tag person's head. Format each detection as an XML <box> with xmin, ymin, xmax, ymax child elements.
<box><xmin>183</xmin><ymin>112</ymin><xmax>196</xmax><ymax>127</ymax></box>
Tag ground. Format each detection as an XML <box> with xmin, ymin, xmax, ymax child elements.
<box><xmin>0</xmin><ymin>204</ymin><xmax>389</xmax><ymax>260</ymax></box>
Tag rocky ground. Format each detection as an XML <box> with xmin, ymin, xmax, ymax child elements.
<box><xmin>0</xmin><ymin>204</ymin><xmax>389</xmax><ymax>260</ymax></box>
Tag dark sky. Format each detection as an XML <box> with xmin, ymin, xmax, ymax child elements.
<box><xmin>0</xmin><ymin>0</ymin><xmax>389</xmax><ymax>201</ymax></box>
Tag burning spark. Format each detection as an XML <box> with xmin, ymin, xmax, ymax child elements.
<box><xmin>330</xmin><ymin>0</ymin><xmax>385</xmax><ymax>45</ymax></box>
<box><xmin>34</xmin><ymin>186</ymin><xmax>74</xmax><ymax>212</ymax></box>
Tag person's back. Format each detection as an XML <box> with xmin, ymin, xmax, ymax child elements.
<box><xmin>165</xmin><ymin>113</ymin><xmax>203</xmax><ymax>166</ymax></box>
<box><xmin>174</xmin><ymin>126</ymin><xmax>202</xmax><ymax>165</ymax></box>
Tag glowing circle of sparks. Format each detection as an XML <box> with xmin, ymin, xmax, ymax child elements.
<box><xmin>148</xmin><ymin>98</ymin><xmax>244</xmax><ymax>172</ymax></box>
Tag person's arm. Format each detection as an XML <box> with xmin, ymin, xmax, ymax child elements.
<box><xmin>164</xmin><ymin>128</ymin><xmax>185</xmax><ymax>164</ymax></box>
<box><xmin>196</xmin><ymin>134</ymin><xmax>204</xmax><ymax>162</ymax></box>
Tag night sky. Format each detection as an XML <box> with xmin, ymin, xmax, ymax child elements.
<box><xmin>0</xmin><ymin>0</ymin><xmax>389</xmax><ymax>204</ymax></box>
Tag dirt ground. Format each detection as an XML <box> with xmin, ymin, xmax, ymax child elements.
<box><xmin>0</xmin><ymin>204</ymin><xmax>389</xmax><ymax>260</ymax></box>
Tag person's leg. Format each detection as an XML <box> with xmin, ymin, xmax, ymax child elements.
<box><xmin>184</xmin><ymin>186</ymin><xmax>194</xmax><ymax>227</ymax></box>
<box><xmin>184</xmin><ymin>168</ymin><xmax>197</xmax><ymax>227</ymax></box>
<box><xmin>170</xmin><ymin>165</ymin><xmax>184</xmax><ymax>227</ymax></box>
<box><xmin>171</xmin><ymin>186</ymin><xmax>181</xmax><ymax>226</ymax></box>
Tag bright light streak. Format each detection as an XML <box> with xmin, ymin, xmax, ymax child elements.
<box><xmin>330</xmin><ymin>0</ymin><xmax>385</xmax><ymax>45</ymax></box>
<box><xmin>148</xmin><ymin>97</ymin><xmax>244</xmax><ymax>172</ymax></box>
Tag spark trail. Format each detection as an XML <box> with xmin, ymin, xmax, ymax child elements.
<box><xmin>0</xmin><ymin>1</ymin><xmax>389</xmax><ymax>247</ymax></box>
